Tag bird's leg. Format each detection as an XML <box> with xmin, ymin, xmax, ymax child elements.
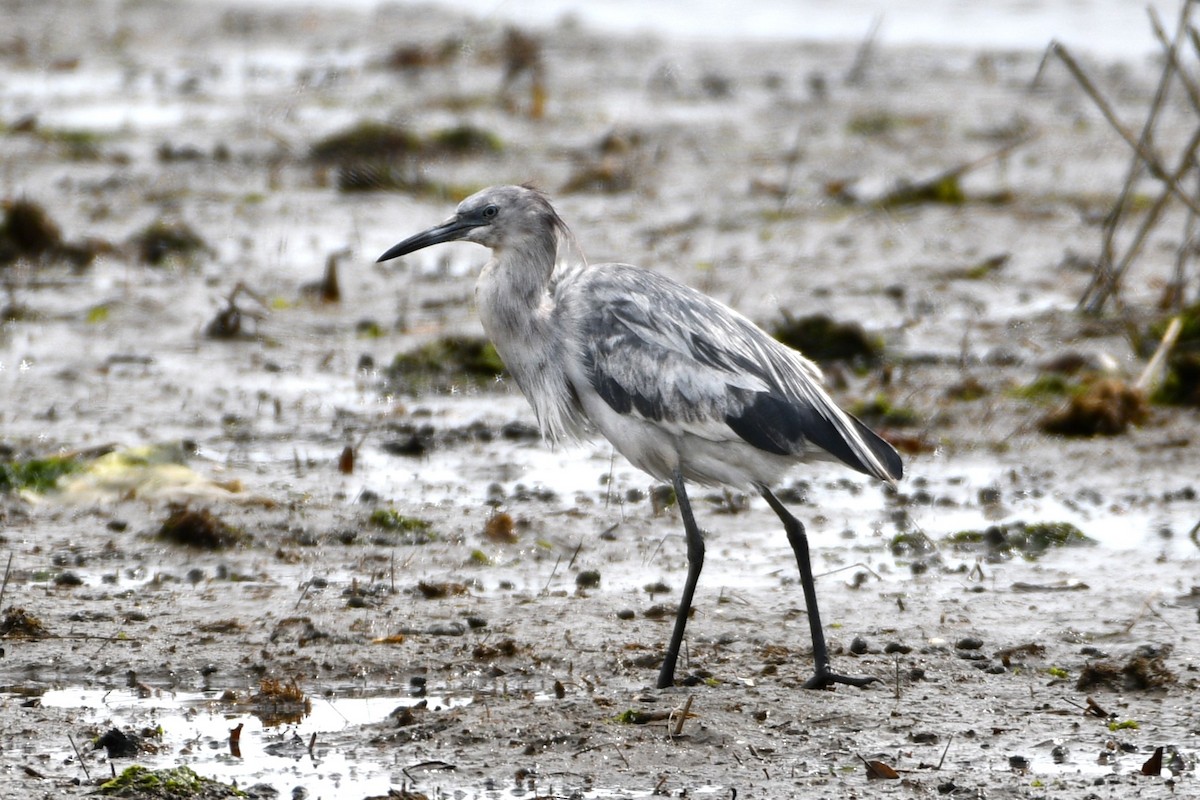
<box><xmin>657</xmin><ymin>470</ymin><xmax>705</xmax><ymax>689</ymax></box>
<box><xmin>759</xmin><ymin>486</ymin><xmax>877</xmax><ymax>690</ymax></box>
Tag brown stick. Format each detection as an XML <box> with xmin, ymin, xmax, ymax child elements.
<box><xmin>1050</xmin><ymin>41</ymin><xmax>1200</xmax><ymax>217</ymax></box>
<box><xmin>1081</xmin><ymin>1</ymin><xmax>1200</xmax><ymax>311</ymax></box>
<box><xmin>1080</xmin><ymin>7</ymin><xmax>1185</xmax><ymax>311</ymax></box>
<box><xmin>0</xmin><ymin>552</ymin><xmax>12</xmax><ymax>612</ymax></box>
<box><xmin>1085</xmin><ymin>124</ymin><xmax>1200</xmax><ymax>315</ymax></box>
<box><xmin>671</xmin><ymin>694</ymin><xmax>694</xmax><ymax>737</ymax></box>
<box><xmin>68</xmin><ymin>734</ymin><xmax>92</xmax><ymax>782</ymax></box>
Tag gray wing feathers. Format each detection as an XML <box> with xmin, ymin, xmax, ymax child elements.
<box><xmin>572</xmin><ymin>266</ymin><xmax>901</xmax><ymax>484</ymax></box>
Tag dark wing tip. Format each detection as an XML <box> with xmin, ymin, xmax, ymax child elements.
<box><xmin>727</xmin><ymin>392</ymin><xmax>903</xmax><ymax>483</ymax></box>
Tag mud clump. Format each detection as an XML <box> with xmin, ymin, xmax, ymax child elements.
<box><xmin>1</xmin><ymin>198</ymin><xmax>105</xmax><ymax>270</ymax></box>
<box><xmin>94</xmin><ymin>728</ymin><xmax>143</xmax><ymax>759</ymax></box>
<box><xmin>159</xmin><ymin>504</ymin><xmax>247</xmax><ymax>549</ymax></box>
<box><xmin>132</xmin><ymin>218</ymin><xmax>210</xmax><ymax>267</ymax></box>
<box><xmin>0</xmin><ymin>606</ymin><xmax>50</xmax><ymax>638</ymax></box>
<box><xmin>575</xmin><ymin>569</ymin><xmax>601</xmax><ymax>589</ymax></box>
<box><xmin>1077</xmin><ymin>645</ymin><xmax>1176</xmax><ymax>691</ymax></box>
<box><xmin>770</xmin><ymin>311</ymin><xmax>884</xmax><ymax>366</ymax></box>
<box><xmin>1039</xmin><ymin>377</ymin><xmax>1148</xmax><ymax>436</ymax></box>
<box><xmin>0</xmin><ymin>197</ymin><xmax>62</xmax><ymax>263</ymax></box>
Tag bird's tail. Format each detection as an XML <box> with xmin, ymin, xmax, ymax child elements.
<box><xmin>843</xmin><ymin>414</ymin><xmax>903</xmax><ymax>484</ymax></box>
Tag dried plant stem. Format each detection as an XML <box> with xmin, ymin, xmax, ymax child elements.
<box><xmin>1051</xmin><ymin>41</ymin><xmax>1200</xmax><ymax>218</ymax></box>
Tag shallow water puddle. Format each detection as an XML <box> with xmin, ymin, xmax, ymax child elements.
<box><xmin>18</xmin><ymin>685</ymin><xmax>717</xmax><ymax>798</ymax></box>
<box><xmin>27</xmin><ymin>687</ymin><xmax>471</xmax><ymax>797</ymax></box>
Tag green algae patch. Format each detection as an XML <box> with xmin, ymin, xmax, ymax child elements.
<box><xmin>428</xmin><ymin>124</ymin><xmax>504</xmax><ymax>156</ymax></box>
<box><xmin>944</xmin><ymin>521</ymin><xmax>1095</xmax><ymax>559</ymax></box>
<box><xmin>369</xmin><ymin>508</ymin><xmax>432</xmax><ymax>534</ymax></box>
<box><xmin>876</xmin><ymin>173</ymin><xmax>966</xmax><ymax>208</ymax></box>
<box><xmin>310</xmin><ymin>121</ymin><xmax>421</xmax><ymax>163</ymax></box>
<box><xmin>1017</xmin><ymin>522</ymin><xmax>1095</xmax><ymax>550</ymax></box>
<box><xmin>849</xmin><ymin>394</ymin><xmax>921</xmax><ymax>427</ymax></box>
<box><xmin>0</xmin><ymin>455</ymin><xmax>83</xmax><ymax>494</ymax></box>
<box><xmin>99</xmin><ymin>765</ymin><xmax>245</xmax><ymax>799</ymax></box>
<box><xmin>1151</xmin><ymin>302</ymin><xmax>1200</xmax><ymax>407</ymax></box>
<box><xmin>386</xmin><ymin>335</ymin><xmax>507</xmax><ymax>393</ymax></box>
<box><xmin>1007</xmin><ymin>374</ymin><xmax>1073</xmax><ymax>403</ymax></box>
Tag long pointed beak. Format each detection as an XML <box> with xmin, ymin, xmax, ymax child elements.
<box><xmin>376</xmin><ymin>216</ymin><xmax>479</xmax><ymax>263</ymax></box>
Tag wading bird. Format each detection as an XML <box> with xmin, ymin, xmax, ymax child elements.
<box><xmin>378</xmin><ymin>185</ymin><xmax>902</xmax><ymax>690</ymax></box>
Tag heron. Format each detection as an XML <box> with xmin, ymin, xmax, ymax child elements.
<box><xmin>378</xmin><ymin>185</ymin><xmax>902</xmax><ymax>690</ymax></box>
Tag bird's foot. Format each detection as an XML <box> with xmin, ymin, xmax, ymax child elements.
<box><xmin>803</xmin><ymin>670</ymin><xmax>878</xmax><ymax>690</ymax></box>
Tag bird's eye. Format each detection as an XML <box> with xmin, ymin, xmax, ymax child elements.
<box><xmin>481</xmin><ymin>205</ymin><xmax>499</xmax><ymax>219</ymax></box>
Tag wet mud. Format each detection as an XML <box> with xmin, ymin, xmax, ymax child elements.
<box><xmin>1</xmin><ymin>1</ymin><xmax>1198</xmax><ymax>798</ymax></box>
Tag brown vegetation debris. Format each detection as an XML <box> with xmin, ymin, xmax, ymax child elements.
<box><xmin>472</xmin><ymin>638</ymin><xmax>519</xmax><ymax>660</ymax></box>
<box><xmin>499</xmin><ymin>27</ymin><xmax>546</xmax><ymax>119</ymax></box>
<box><xmin>416</xmin><ymin>580</ymin><xmax>470</xmax><ymax>599</ymax></box>
<box><xmin>483</xmin><ymin>512</ymin><xmax>518</xmax><ymax>543</ymax></box>
<box><xmin>1039</xmin><ymin>378</ymin><xmax>1148</xmax><ymax>436</ymax></box>
<box><xmin>159</xmin><ymin>504</ymin><xmax>248</xmax><ymax>549</ymax></box>
<box><xmin>994</xmin><ymin>642</ymin><xmax>1046</xmax><ymax>667</ymax></box>
<box><xmin>196</xmin><ymin>619</ymin><xmax>243</xmax><ymax>634</ymax></box>
<box><xmin>1076</xmin><ymin>645</ymin><xmax>1176</xmax><ymax>691</ymax></box>
<box><xmin>0</xmin><ymin>606</ymin><xmax>50</xmax><ymax>638</ymax></box>
<box><xmin>385</xmin><ymin>37</ymin><xmax>462</xmax><ymax>71</ymax></box>
<box><xmin>251</xmin><ymin>678</ymin><xmax>312</xmax><ymax>725</ymax></box>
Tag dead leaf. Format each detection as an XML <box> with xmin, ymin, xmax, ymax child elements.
<box><xmin>1141</xmin><ymin>746</ymin><xmax>1163</xmax><ymax>776</ymax></box>
<box><xmin>862</xmin><ymin>758</ymin><xmax>899</xmax><ymax>779</ymax></box>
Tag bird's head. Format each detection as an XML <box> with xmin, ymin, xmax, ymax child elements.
<box><xmin>377</xmin><ymin>184</ymin><xmax>565</xmax><ymax>262</ymax></box>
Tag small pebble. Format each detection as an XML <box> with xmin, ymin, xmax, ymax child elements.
<box><xmin>956</xmin><ymin>636</ymin><xmax>984</xmax><ymax>650</ymax></box>
<box><xmin>426</xmin><ymin>622</ymin><xmax>465</xmax><ymax>636</ymax></box>
<box><xmin>849</xmin><ymin>636</ymin><xmax>869</xmax><ymax>655</ymax></box>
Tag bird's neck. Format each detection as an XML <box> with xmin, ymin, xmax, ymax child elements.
<box><xmin>475</xmin><ymin>241</ymin><xmax>556</xmax><ymax>342</ymax></box>
<box><xmin>475</xmin><ymin>242</ymin><xmax>583</xmax><ymax>442</ymax></box>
